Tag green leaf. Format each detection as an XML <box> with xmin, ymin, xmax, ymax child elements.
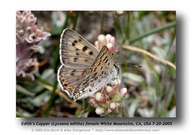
<box><xmin>122</xmin><ymin>72</ymin><xmax>144</xmax><ymax>82</ymax></box>
<box><xmin>129</xmin><ymin>21</ymin><xmax>176</xmax><ymax>44</ymax></box>
<box><xmin>152</xmin><ymin>46</ymin><xmax>167</xmax><ymax>60</ymax></box>
<box><xmin>151</xmin><ymin>71</ymin><xmax>161</xmax><ymax>96</ymax></box>
<box><xmin>16</xmin><ymin>84</ymin><xmax>35</xmax><ymax>97</ymax></box>
<box><xmin>128</xmin><ymin>99</ymin><xmax>140</xmax><ymax>117</ymax></box>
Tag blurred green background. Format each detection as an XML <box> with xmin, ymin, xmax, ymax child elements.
<box><xmin>16</xmin><ymin>11</ymin><xmax>176</xmax><ymax>118</ymax></box>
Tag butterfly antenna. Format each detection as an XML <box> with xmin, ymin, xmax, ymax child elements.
<box><xmin>127</xmin><ymin>63</ymin><xmax>141</xmax><ymax>68</ymax></box>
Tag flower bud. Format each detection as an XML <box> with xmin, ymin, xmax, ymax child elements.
<box><xmin>95</xmin><ymin>92</ymin><xmax>106</xmax><ymax>103</ymax></box>
<box><xmin>107</xmin><ymin>43</ymin><xmax>115</xmax><ymax>53</ymax></box>
<box><xmin>95</xmin><ymin>107</ymin><xmax>105</xmax><ymax>115</ymax></box>
<box><xmin>105</xmin><ymin>34</ymin><xmax>112</xmax><ymax>42</ymax></box>
<box><xmin>106</xmin><ymin>85</ymin><xmax>115</xmax><ymax>95</ymax></box>
<box><xmin>120</xmin><ymin>88</ymin><xmax>128</xmax><ymax>97</ymax></box>
<box><xmin>109</xmin><ymin>36</ymin><xmax>115</xmax><ymax>44</ymax></box>
<box><xmin>98</xmin><ymin>34</ymin><xmax>106</xmax><ymax>44</ymax></box>
<box><xmin>109</xmin><ymin>102</ymin><xmax>117</xmax><ymax>110</ymax></box>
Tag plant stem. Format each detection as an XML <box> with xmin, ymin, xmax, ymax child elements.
<box><xmin>122</xmin><ymin>45</ymin><xmax>176</xmax><ymax>70</ymax></box>
<box><xmin>129</xmin><ymin>21</ymin><xmax>176</xmax><ymax>44</ymax></box>
<box><xmin>72</xmin><ymin>12</ymin><xmax>79</xmax><ymax>30</ymax></box>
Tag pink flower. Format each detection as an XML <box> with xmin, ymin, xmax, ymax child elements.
<box><xmin>95</xmin><ymin>107</ymin><xmax>105</xmax><ymax>115</ymax></box>
<box><xmin>106</xmin><ymin>85</ymin><xmax>115</xmax><ymax>95</ymax></box>
<box><xmin>95</xmin><ymin>34</ymin><xmax>117</xmax><ymax>53</ymax></box>
<box><xmin>89</xmin><ymin>78</ymin><xmax>128</xmax><ymax>116</ymax></box>
<box><xmin>16</xmin><ymin>11</ymin><xmax>51</xmax><ymax>80</ymax></box>
<box><xmin>89</xmin><ymin>32</ymin><xmax>126</xmax><ymax>116</ymax></box>
<box><xmin>16</xmin><ymin>11</ymin><xmax>50</xmax><ymax>45</ymax></box>
<box><xmin>109</xmin><ymin>102</ymin><xmax>117</xmax><ymax>110</ymax></box>
<box><xmin>120</xmin><ymin>88</ymin><xmax>128</xmax><ymax>97</ymax></box>
<box><xmin>95</xmin><ymin>92</ymin><xmax>107</xmax><ymax>103</ymax></box>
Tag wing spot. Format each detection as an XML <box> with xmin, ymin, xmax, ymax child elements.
<box><xmin>93</xmin><ymin>73</ymin><xmax>97</xmax><ymax>77</ymax></box>
<box><xmin>72</xmin><ymin>40</ymin><xmax>78</xmax><ymax>46</ymax></box>
<box><xmin>89</xmin><ymin>51</ymin><xmax>93</xmax><ymax>55</ymax></box>
<box><xmin>74</xmin><ymin>57</ymin><xmax>78</xmax><ymax>62</ymax></box>
<box><xmin>103</xmin><ymin>56</ymin><xmax>108</xmax><ymax>62</ymax></box>
<box><xmin>70</xmin><ymin>72</ymin><xmax>74</xmax><ymax>76</ymax></box>
<box><xmin>100</xmin><ymin>53</ymin><xmax>105</xmax><ymax>59</ymax></box>
<box><xmin>82</xmin><ymin>46</ymin><xmax>88</xmax><ymax>52</ymax></box>
<box><xmin>82</xmin><ymin>70</ymin><xmax>86</xmax><ymax>75</ymax></box>
<box><xmin>105</xmin><ymin>59</ymin><xmax>108</xmax><ymax>63</ymax></box>
<box><xmin>84</xmin><ymin>84</ymin><xmax>89</xmax><ymax>88</ymax></box>
<box><xmin>94</xmin><ymin>67</ymin><xmax>97</xmax><ymax>72</ymax></box>
<box><xmin>72</xmin><ymin>69</ymin><xmax>76</xmax><ymax>72</ymax></box>
<box><xmin>97</xmin><ymin>61</ymin><xmax>101</xmax><ymax>66</ymax></box>
<box><xmin>76</xmin><ymin>52</ymin><xmax>79</xmax><ymax>55</ymax></box>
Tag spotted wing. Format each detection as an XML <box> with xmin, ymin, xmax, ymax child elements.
<box><xmin>59</xmin><ymin>28</ymin><xmax>99</xmax><ymax>67</ymax></box>
<box><xmin>57</xmin><ymin>28</ymin><xmax>99</xmax><ymax>97</ymax></box>
<box><xmin>73</xmin><ymin>46</ymin><xmax>117</xmax><ymax>100</ymax></box>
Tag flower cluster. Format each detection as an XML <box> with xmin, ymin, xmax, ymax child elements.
<box><xmin>16</xmin><ymin>11</ymin><xmax>51</xmax><ymax>80</ymax></box>
<box><xmin>95</xmin><ymin>34</ymin><xmax>117</xmax><ymax>53</ymax></box>
<box><xmin>89</xmin><ymin>78</ymin><xmax>128</xmax><ymax>116</ymax></box>
<box><xmin>89</xmin><ymin>34</ymin><xmax>127</xmax><ymax>116</ymax></box>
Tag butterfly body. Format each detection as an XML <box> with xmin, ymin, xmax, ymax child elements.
<box><xmin>57</xmin><ymin>28</ymin><xmax>118</xmax><ymax>100</ymax></box>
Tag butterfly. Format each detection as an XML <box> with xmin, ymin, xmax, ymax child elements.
<box><xmin>57</xmin><ymin>28</ymin><xmax>118</xmax><ymax>101</ymax></box>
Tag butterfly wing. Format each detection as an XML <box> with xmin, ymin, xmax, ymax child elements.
<box><xmin>57</xmin><ymin>28</ymin><xmax>99</xmax><ymax>97</ymax></box>
<box><xmin>73</xmin><ymin>46</ymin><xmax>117</xmax><ymax>100</ymax></box>
<box><xmin>60</xmin><ymin>28</ymin><xmax>99</xmax><ymax>67</ymax></box>
<box><xmin>58</xmin><ymin>65</ymin><xmax>88</xmax><ymax>97</ymax></box>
